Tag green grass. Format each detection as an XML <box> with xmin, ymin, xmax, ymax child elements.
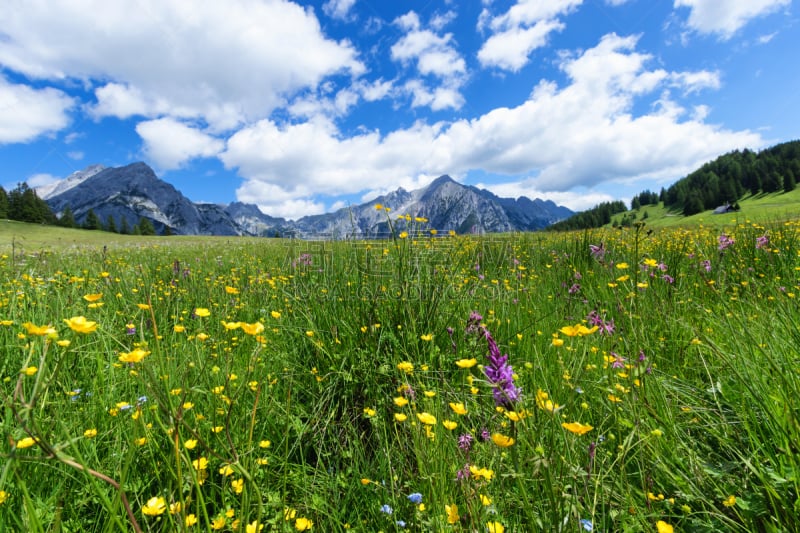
<box><xmin>612</xmin><ymin>188</ymin><xmax>800</xmax><ymax>229</ymax></box>
<box><xmin>1</xmin><ymin>215</ymin><xmax>799</xmax><ymax>532</ymax></box>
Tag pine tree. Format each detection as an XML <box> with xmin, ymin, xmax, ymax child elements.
<box><xmin>59</xmin><ymin>206</ymin><xmax>77</xmax><ymax>228</ymax></box>
<box><xmin>0</xmin><ymin>187</ymin><xmax>8</xmax><ymax>218</ymax></box>
<box><xmin>137</xmin><ymin>217</ymin><xmax>156</xmax><ymax>236</ymax></box>
<box><xmin>120</xmin><ymin>217</ymin><xmax>131</xmax><ymax>235</ymax></box>
<box><xmin>83</xmin><ymin>209</ymin><xmax>101</xmax><ymax>230</ymax></box>
<box><xmin>105</xmin><ymin>215</ymin><xmax>118</xmax><ymax>233</ymax></box>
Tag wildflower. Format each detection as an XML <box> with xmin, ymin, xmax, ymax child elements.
<box><xmin>83</xmin><ymin>428</ymin><xmax>98</xmax><ymax>438</ymax></box>
<box><xmin>486</xmin><ymin>521</ymin><xmax>505</xmax><ymax>532</ymax></box>
<box><xmin>194</xmin><ymin>308</ymin><xmax>211</xmax><ymax>317</ymax></box>
<box><xmin>246</xmin><ymin>521</ymin><xmax>264</xmax><ymax>533</ymax></box>
<box><xmin>562</xmin><ymin>422</ymin><xmax>593</xmax><ymax>435</ymax></box>
<box><xmin>756</xmin><ymin>234</ymin><xmax>769</xmax><ymax>249</ymax></box>
<box><xmin>536</xmin><ymin>389</ymin><xmax>560</xmax><ymax>413</ymax></box>
<box><xmin>455</xmin><ymin>358</ymin><xmax>477</xmax><ymax>368</ymax></box>
<box><xmin>416</xmin><ymin>412</ymin><xmax>437</xmax><ymax>425</ymax></box>
<box><xmin>118</xmin><ymin>349</ymin><xmax>150</xmax><ymax>364</ymax></box>
<box><xmin>222</xmin><ymin>321</ymin><xmax>241</xmax><ymax>330</ymax></box>
<box><xmin>136</xmin><ymin>303</ymin><xmax>151</xmax><ymax>310</ymax></box>
<box><xmin>142</xmin><ymin>496</ymin><xmax>167</xmax><ymax>516</ymax></box>
<box><xmin>380</xmin><ymin>504</ymin><xmax>393</xmax><ymax>515</ymax></box>
<box><xmin>397</xmin><ymin>361</ymin><xmax>414</xmax><ymax>373</ymax></box>
<box><xmin>295</xmin><ymin>517</ymin><xmax>313</xmax><ymax>531</ymax></box>
<box><xmin>718</xmin><ymin>234</ymin><xmax>735</xmax><ymax>251</ymax></box>
<box><xmin>125</xmin><ymin>323</ymin><xmax>136</xmax><ymax>335</ymax></box>
<box><xmin>22</xmin><ymin>322</ymin><xmax>56</xmax><ymax>336</ymax></box>
<box><xmin>399</xmin><ymin>231</ymin><xmax>408</xmax><ymax>239</ymax></box>
<box><xmin>64</xmin><ymin>316</ymin><xmax>98</xmax><ymax>333</ymax></box>
<box><xmin>231</xmin><ymin>478</ymin><xmax>244</xmax><ymax>494</ymax></box>
<box><xmin>184</xmin><ymin>439</ymin><xmax>197</xmax><ymax>450</ymax></box>
<box><xmin>185</xmin><ymin>514</ymin><xmax>198</xmax><ymax>526</ymax></box>
<box><xmin>723</xmin><ymin>495</ymin><xmax>736</xmax><ymax>507</ymax></box>
<box><xmin>363</xmin><ymin>407</ymin><xmax>377</xmax><ymax>417</ymax></box>
<box><xmin>458</xmin><ymin>433</ymin><xmax>474</xmax><ymax>452</ymax></box>
<box><xmin>0</xmin><ymin>490</ymin><xmax>7</xmax><ymax>505</ymax></box>
<box><xmin>259</xmin><ymin>440</ymin><xmax>271</xmax><ymax>448</ymax></box>
<box><xmin>449</xmin><ymin>402</ymin><xmax>467</xmax><ymax>415</ymax></box>
<box><xmin>225</xmin><ymin>286</ymin><xmax>239</xmax><ymax>295</ymax></box>
<box><xmin>173</xmin><ymin>324</ymin><xmax>186</xmax><ymax>333</ymax></box>
<box><xmin>443</xmin><ymin>420</ymin><xmax>458</xmax><ymax>430</ymax></box>
<box><xmin>420</xmin><ymin>333</ymin><xmax>433</xmax><ymax>341</ymax></box>
<box><xmin>580</xmin><ymin>518</ymin><xmax>594</xmax><ymax>531</ymax></box>
<box><xmin>284</xmin><ymin>507</ymin><xmax>297</xmax><ymax>521</ymax></box>
<box><xmin>394</xmin><ymin>413</ymin><xmax>408</xmax><ymax>422</ymax></box>
<box><xmin>393</xmin><ymin>397</ymin><xmax>409</xmax><ymax>407</ymax></box>
<box><xmin>491</xmin><ymin>433</ymin><xmax>515</xmax><ymax>447</ymax></box>
<box><xmin>656</xmin><ymin>521</ymin><xmax>673</xmax><ymax>533</ymax></box>
<box><xmin>192</xmin><ymin>457</ymin><xmax>208</xmax><ymax>470</ymax></box>
<box><xmin>374</xmin><ymin>203</ymin><xmax>383</xmax><ymax>210</ymax></box>
<box><xmin>408</xmin><ymin>493</ymin><xmax>423</xmax><ymax>504</ymax></box>
<box><xmin>271</xmin><ymin>310</ymin><xmax>282</xmax><ymax>319</ymax></box>
<box><xmin>240</xmin><ymin>322</ymin><xmax>265</xmax><ymax>335</ymax></box>
<box><xmin>15</xmin><ymin>437</ymin><xmax>36</xmax><ymax>449</ymax></box>
<box><xmin>445</xmin><ymin>504</ymin><xmax>459</xmax><ymax>524</ymax></box>
<box><xmin>589</xmin><ymin>243</ymin><xmax>605</xmax><ymax>261</ymax></box>
<box><xmin>83</xmin><ymin>293</ymin><xmax>103</xmax><ymax>302</ymax></box>
<box><xmin>211</xmin><ymin>516</ymin><xmax>226</xmax><ymax>530</ymax></box>
<box><xmin>481</xmin><ymin>327</ymin><xmax>520</xmax><ymax>408</ymax></box>
<box><xmin>22</xmin><ymin>366</ymin><xmax>37</xmax><ymax>376</ymax></box>
<box><xmin>170</xmin><ymin>502</ymin><xmax>182</xmax><ymax>514</ymax></box>
<box><xmin>469</xmin><ymin>465</ymin><xmax>494</xmax><ymax>481</ymax></box>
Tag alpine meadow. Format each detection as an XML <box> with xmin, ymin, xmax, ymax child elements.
<box><xmin>1</xmin><ymin>209</ymin><xmax>799</xmax><ymax>532</ymax></box>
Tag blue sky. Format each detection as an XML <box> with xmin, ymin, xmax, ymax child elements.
<box><xmin>1</xmin><ymin>0</ymin><xmax>797</xmax><ymax>219</ymax></box>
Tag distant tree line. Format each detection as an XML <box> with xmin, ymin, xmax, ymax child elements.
<box><xmin>550</xmin><ymin>139</ymin><xmax>799</xmax><ymax>230</ymax></box>
<box><xmin>0</xmin><ymin>183</ymin><xmax>165</xmax><ymax>235</ymax></box>
<box><xmin>547</xmin><ymin>200</ymin><xmax>628</xmax><ymax>231</ymax></box>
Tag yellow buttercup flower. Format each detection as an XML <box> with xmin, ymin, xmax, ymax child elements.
<box><xmin>295</xmin><ymin>517</ymin><xmax>313</xmax><ymax>531</ymax></box>
<box><xmin>22</xmin><ymin>322</ymin><xmax>56</xmax><ymax>336</ymax></box>
<box><xmin>445</xmin><ymin>504</ymin><xmax>459</xmax><ymax>524</ymax></box>
<box><xmin>142</xmin><ymin>496</ymin><xmax>166</xmax><ymax>516</ymax></box>
<box><xmin>491</xmin><ymin>433</ymin><xmax>515</xmax><ymax>447</ymax></box>
<box><xmin>15</xmin><ymin>437</ymin><xmax>36</xmax><ymax>449</ymax></box>
<box><xmin>194</xmin><ymin>308</ymin><xmax>211</xmax><ymax>317</ymax></box>
<box><xmin>449</xmin><ymin>402</ymin><xmax>467</xmax><ymax>415</ymax></box>
<box><xmin>455</xmin><ymin>358</ymin><xmax>477</xmax><ymax>368</ymax></box>
<box><xmin>83</xmin><ymin>292</ymin><xmax>103</xmax><ymax>302</ymax></box>
<box><xmin>118</xmin><ymin>349</ymin><xmax>150</xmax><ymax>364</ymax></box>
<box><xmin>83</xmin><ymin>428</ymin><xmax>98</xmax><ymax>438</ymax></box>
<box><xmin>397</xmin><ymin>361</ymin><xmax>414</xmax><ymax>373</ymax></box>
<box><xmin>64</xmin><ymin>316</ymin><xmax>98</xmax><ymax>333</ymax></box>
<box><xmin>241</xmin><ymin>322</ymin><xmax>265</xmax><ymax>335</ymax></box>
<box><xmin>416</xmin><ymin>412</ymin><xmax>437</xmax><ymax>425</ymax></box>
<box><xmin>562</xmin><ymin>421</ymin><xmax>594</xmax><ymax>435</ymax></box>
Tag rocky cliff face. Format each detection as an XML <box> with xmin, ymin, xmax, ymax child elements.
<box><xmin>41</xmin><ymin>163</ymin><xmax>573</xmax><ymax>237</ymax></box>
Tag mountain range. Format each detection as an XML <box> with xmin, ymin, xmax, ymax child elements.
<box><xmin>38</xmin><ymin>162</ymin><xmax>573</xmax><ymax>237</ymax></box>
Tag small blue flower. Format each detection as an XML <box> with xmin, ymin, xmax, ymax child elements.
<box><xmin>407</xmin><ymin>492</ymin><xmax>423</xmax><ymax>504</ymax></box>
<box><xmin>380</xmin><ymin>504</ymin><xmax>393</xmax><ymax>515</ymax></box>
<box><xmin>395</xmin><ymin>520</ymin><xmax>406</xmax><ymax>528</ymax></box>
<box><xmin>580</xmin><ymin>518</ymin><xmax>593</xmax><ymax>531</ymax></box>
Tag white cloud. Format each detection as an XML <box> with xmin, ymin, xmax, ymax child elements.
<box><xmin>389</xmin><ymin>11</ymin><xmax>467</xmax><ymax>111</ymax></box>
<box><xmin>0</xmin><ymin>76</ymin><xmax>74</xmax><ymax>143</ymax></box>
<box><xmin>67</xmin><ymin>151</ymin><xmax>84</xmax><ymax>160</ymax></box>
<box><xmin>478</xmin><ymin>0</ymin><xmax>582</xmax><ymax>70</ymax></box>
<box><xmin>0</xmin><ymin>0</ymin><xmax>363</xmax><ymax>130</ymax></box>
<box><xmin>391</xmin><ymin>14</ymin><xmax>466</xmax><ymax>78</ymax></box>
<box><xmin>136</xmin><ymin>118</ymin><xmax>224</xmax><ymax>170</ymax></box>
<box><xmin>26</xmin><ymin>173</ymin><xmax>60</xmax><ymax>188</ymax></box>
<box><xmin>323</xmin><ymin>0</ymin><xmax>357</xmax><ymax>21</ymax></box>
<box><xmin>478</xmin><ymin>20</ymin><xmax>565</xmax><ymax>71</ymax></box>
<box><xmin>221</xmin><ymin>33</ymin><xmax>762</xmax><ymax>217</ymax></box>
<box><xmin>674</xmin><ymin>0</ymin><xmax>790</xmax><ymax>39</ymax></box>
